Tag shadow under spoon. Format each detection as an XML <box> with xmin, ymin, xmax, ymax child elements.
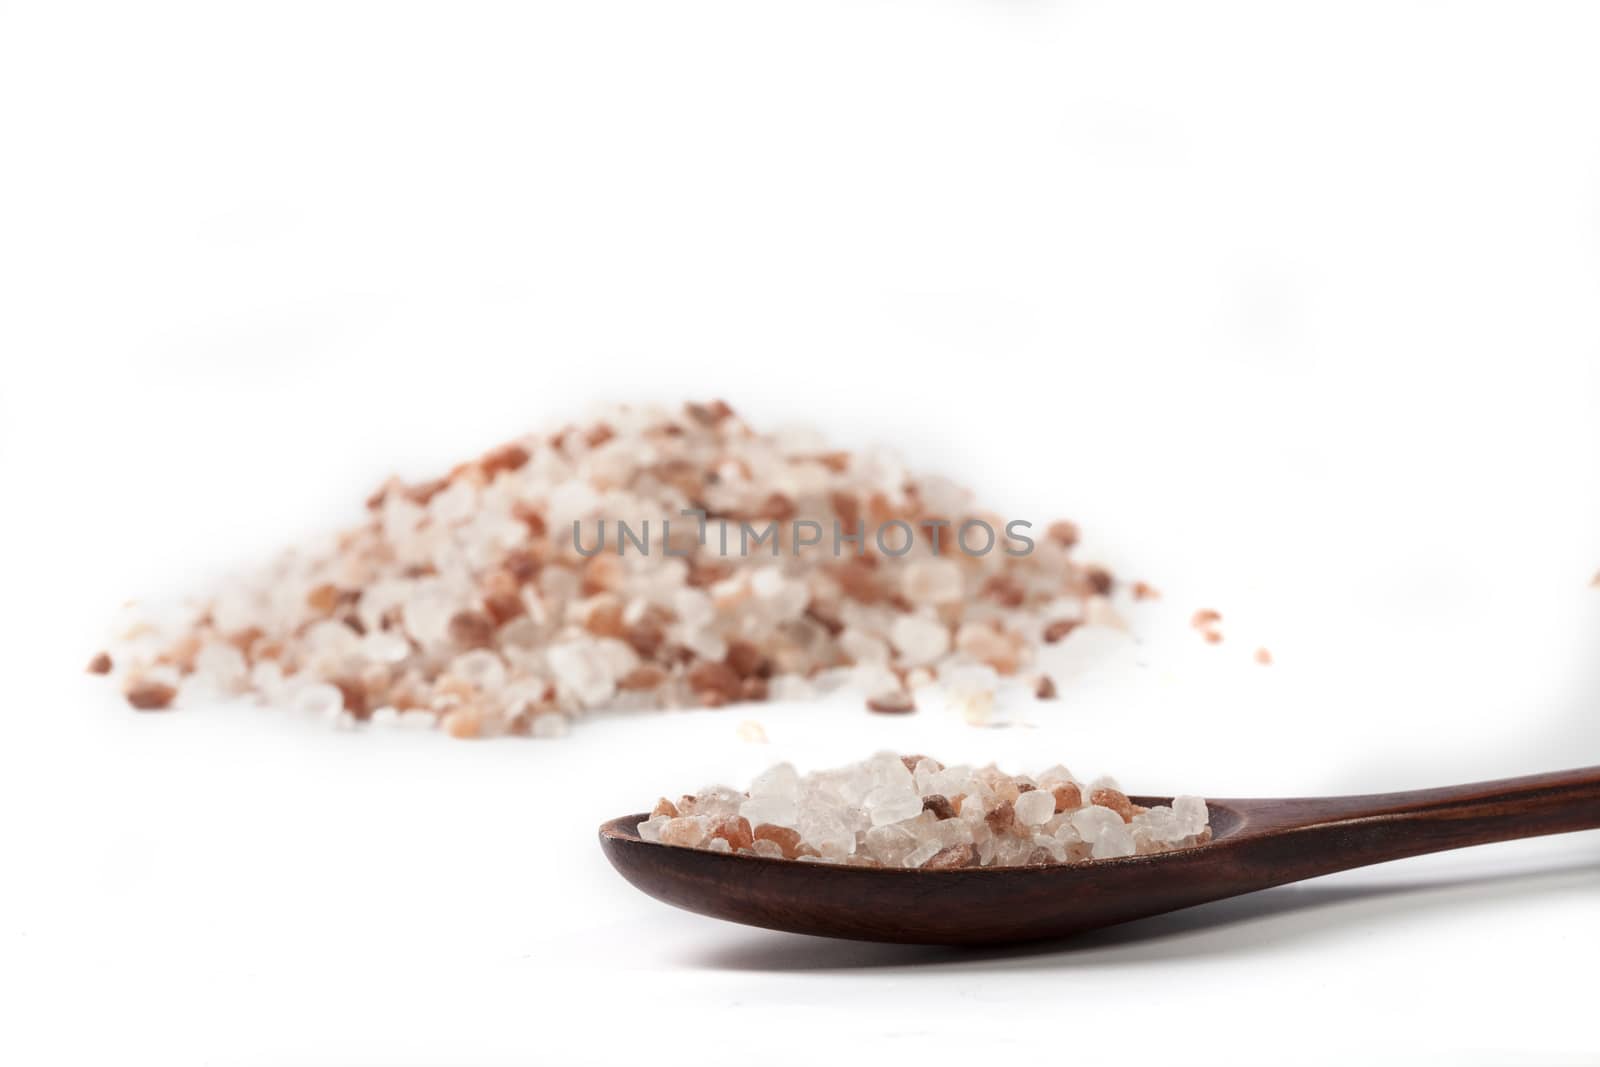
<box><xmin>599</xmin><ymin>766</ymin><xmax>1600</xmax><ymax>945</ymax></box>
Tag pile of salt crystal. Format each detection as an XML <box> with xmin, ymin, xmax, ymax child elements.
<box><xmin>94</xmin><ymin>401</ymin><xmax>1127</xmax><ymax>738</ymax></box>
<box><xmin>639</xmin><ymin>753</ymin><xmax>1211</xmax><ymax>868</ymax></box>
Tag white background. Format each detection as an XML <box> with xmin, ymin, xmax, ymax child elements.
<box><xmin>3</xmin><ymin>2</ymin><xmax>1599</xmax><ymax>1064</ymax></box>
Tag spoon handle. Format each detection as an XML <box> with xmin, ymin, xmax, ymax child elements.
<box><xmin>1225</xmin><ymin>765</ymin><xmax>1600</xmax><ymax>881</ymax></box>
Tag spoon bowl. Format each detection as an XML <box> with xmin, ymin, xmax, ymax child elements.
<box><xmin>600</xmin><ymin>767</ymin><xmax>1600</xmax><ymax>944</ymax></box>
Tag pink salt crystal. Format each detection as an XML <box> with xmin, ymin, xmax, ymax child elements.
<box><xmin>1090</xmin><ymin>787</ymin><xmax>1135</xmax><ymax>823</ymax></box>
<box><xmin>921</xmin><ymin>794</ymin><xmax>957</xmax><ymax>820</ymax></box>
<box><xmin>928</xmin><ymin>844</ymin><xmax>972</xmax><ymax>870</ymax></box>
<box><xmin>985</xmin><ymin>801</ymin><xmax>1016</xmax><ymax>834</ymax></box>
<box><xmin>124</xmin><ymin>678</ymin><xmax>177</xmax><ymax>711</ymax></box>
<box><xmin>1050</xmin><ymin>782</ymin><xmax>1083</xmax><ymax>813</ymax></box>
<box><xmin>447</xmin><ymin>610</ymin><xmax>495</xmax><ymax>651</ymax></box>
<box><xmin>1042</xmin><ymin>618</ymin><xmax>1080</xmax><ymax>644</ymax></box>
<box><xmin>753</xmin><ymin>824</ymin><xmax>803</xmax><ymax>859</ymax></box>
<box><xmin>443</xmin><ymin>706</ymin><xmax>484</xmax><ymax>739</ymax></box>
<box><xmin>865</xmin><ymin>691</ymin><xmax>916</xmax><ymax>715</ymax></box>
<box><xmin>659</xmin><ymin>817</ymin><xmax>710</xmax><ymax>848</ymax></box>
<box><xmin>954</xmin><ymin>622</ymin><xmax>1022</xmax><ymax>674</ymax></box>
<box><xmin>708</xmin><ymin>815</ymin><xmax>754</xmax><ymax>852</ymax></box>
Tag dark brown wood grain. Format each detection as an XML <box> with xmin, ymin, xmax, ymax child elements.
<box><xmin>598</xmin><ymin>766</ymin><xmax>1600</xmax><ymax>945</ymax></box>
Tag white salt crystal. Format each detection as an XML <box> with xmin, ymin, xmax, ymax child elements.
<box><xmin>864</xmin><ymin>786</ymin><xmax>924</xmax><ymax>827</ymax></box>
<box><xmin>890</xmin><ymin>614</ymin><xmax>950</xmax><ymax>666</ymax></box>
<box><xmin>1173</xmin><ymin>796</ymin><xmax>1209</xmax><ymax>836</ymax></box>
<box><xmin>402</xmin><ymin>591</ymin><xmax>455</xmax><ymax>648</ymax></box>
<box><xmin>1083</xmin><ymin>595</ymin><xmax>1127</xmax><ymax>631</ymax></box>
<box><xmin>868</xmin><ymin>753</ymin><xmax>914</xmax><ymax>791</ymax></box>
<box><xmin>1070</xmin><ymin>805</ymin><xmax>1126</xmax><ymax>845</ymax></box>
<box><xmin>294</xmin><ymin>682</ymin><xmax>345</xmax><ymax>719</ymax></box>
<box><xmin>1133</xmin><ymin>806</ymin><xmax>1184</xmax><ymax>844</ymax></box>
<box><xmin>863</xmin><ymin>823</ymin><xmax>918</xmax><ymax>866</ymax></box>
<box><xmin>193</xmin><ymin>643</ymin><xmax>247</xmax><ymax>691</ymax></box>
<box><xmin>546</xmin><ymin>641</ymin><xmax>617</xmax><ymax>707</ymax></box>
<box><xmin>768</xmin><ymin>675</ymin><xmax>816</xmax><ymax>702</ymax></box>
<box><xmin>993</xmin><ymin>836</ymin><xmax>1035</xmax><ymax>866</ymax></box>
<box><xmin>428</xmin><ymin>479</ymin><xmax>479</xmax><ymax>525</ymax></box>
<box><xmin>1035</xmin><ymin>764</ymin><xmax>1075</xmax><ymax>787</ymax></box>
<box><xmin>740</xmin><ymin>795</ymin><xmax>798</xmax><ymax>829</ymax></box>
<box><xmin>750</xmin><ymin>762</ymin><xmax>800</xmax><ymax>798</ymax></box>
<box><xmin>942</xmin><ymin>663</ymin><xmax>999</xmax><ymax>725</ymax></box>
<box><xmin>750</xmin><ymin>568</ymin><xmax>809</xmax><ymax>620</ymax></box>
<box><xmin>1091</xmin><ymin>824</ymin><xmax>1136</xmax><ymax>859</ymax></box>
<box><xmin>360</xmin><ymin>631</ymin><xmax>411</xmax><ymax>664</ymax></box>
<box><xmin>671</xmin><ymin>588</ymin><xmax>715</xmax><ymax>630</ymax></box>
<box><xmin>901</xmin><ymin>559</ymin><xmax>964</xmax><ymax>605</ymax></box>
<box><xmin>1014</xmin><ymin>790</ymin><xmax>1056</xmax><ymax>827</ymax></box>
<box><xmin>1087</xmin><ymin>775</ymin><xmax>1123</xmax><ymax>796</ymax></box>
<box><xmin>592</xmin><ymin>637</ymin><xmax>639</xmax><ymax>679</ymax></box>
<box><xmin>304</xmin><ymin>619</ymin><xmax>359</xmax><ymax>658</ymax></box>
<box><xmin>798</xmin><ymin>812</ymin><xmax>855</xmax><ymax>858</ymax></box>
<box><xmin>450</xmin><ymin>650</ymin><xmax>507</xmax><ymax>691</ymax></box>
<box><xmin>693</xmin><ymin>786</ymin><xmax>744</xmax><ymax>816</ymax></box>
<box><xmin>1031</xmin><ymin>835</ymin><xmax>1066</xmax><ymax>862</ymax></box>
<box><xmin>936</xmin><ymin>818</ymin><xmax>975</xmax><ymax>848</ymax></box>
<box><xmin>852</xmin><ymin>663</ymin><xmax>901</xmax><ymax>700</ymax></box>
<box><xmin>248</xmin><ymin>661</ymin><xmax>286</xmax><ymax>702</ymax></box>
<box><xmin>927</xmin><ymin>765</ymin><xmax>974</xmax><ymax>796</ymax></box>
<box><xmin>529</xmin><ymin>713</ymin><xmax>569</xmax><ymax>739</ymax></box>
<box><xmin>839</xmin><ymin>628</ymin><xmax>889</xmax><ymax>665</ymax></box>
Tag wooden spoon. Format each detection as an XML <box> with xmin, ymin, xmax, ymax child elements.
<box><xmin>599</xmin><ymin>765</ymin><xmax>1600</xmax><ymax>945</ymax></box>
